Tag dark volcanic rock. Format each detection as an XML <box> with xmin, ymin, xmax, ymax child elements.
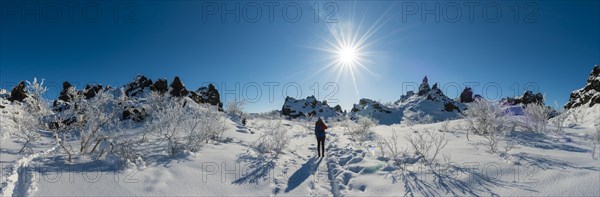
<box><xmin>281</xmin><ymin>96</ymin><xmax>340</xmax><ymax>118</ymax></box>
<box><xmin>122</xmin><ymin>106</ymin><xmax>147</xmax><ymax>122</ymax></box>
<box><xmin>333</xmin><ymin>105</ymin><xmax>343</xmax><ymax>113</ymax></box>
<box><xmin>460</xmin><ymin>87</ymin><xmax>474</xmax><ymax>103</ymax></box>
<box><xmin>169</xmin><ymin>76</ymin><xmax>189</xmax><ymax>97</ymax></box>
<box><xmin>418</xmin><ymin>76</ymin><xmax>431</xmax><ymax>96</ymax></box>
<box><xmin>151</xmin><ymin>78</ymin><xmax>168</xmax><ymax>94</ymax></box>
<box><xmin>189</xmin><ymin>84</ymin><xmax>223</xmax><ymax>110</ymax></box>
<box><xmin>83</xmin><ymin>84</ymin><xmax>103</xmax><ymax>99</ymax></box>
<box><xmin>58</xmin><ymin>81</ymin><xmax>76</xmax><ymax>102</ymax></box>
<box><xmin>565</xmin><ymin>65</ymin><xmax>600</xmax><ymax>109</ymax></box>
<box><xmin>125</xmin><ymin>75</ymin><xmax>153</xmax><ymax>97</ymax></box>
<box><xmin>503</xmin><ymin>91</ymin><xmax>544</xmax><ymax>106</ymax></box>
<box><xmin>352</xmin><ymin>98</ymin><xmax>392</xmax><ymax>113</ymax></box>
<box><xmin>8</xmin><ymin>81</ymin><xmax>27</xmax><ymax>102</ymax></box>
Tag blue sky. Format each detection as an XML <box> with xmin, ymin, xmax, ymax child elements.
<box><xmin>1</xmin><ymin>1</ymin><xmax>599</xmax><ymax>112</ymax></box>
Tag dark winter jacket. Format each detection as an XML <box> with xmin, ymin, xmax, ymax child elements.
<box><xmin>315</xmin><ymin>119</ymin><xmax>328</xmax><ymax>138</ymax></box>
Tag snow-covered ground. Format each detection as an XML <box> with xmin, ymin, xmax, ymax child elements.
<box><xmin>2</xmin><ymin>111</ymin><xmax>599</xmax><ymax>196</ymax></box>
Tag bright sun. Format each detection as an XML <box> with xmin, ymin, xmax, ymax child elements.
<box><xmin>338</xmin><ymin>46</ymin><xmax>357</xmax><ymax>64</ymax></box>
<box><xmin>308</xmin><ymin>11</ymin><xmax>391</xmax><ymax>96</ymax></box>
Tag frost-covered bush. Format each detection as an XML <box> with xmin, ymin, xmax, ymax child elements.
<box><xmin>378</xmin><ymin>129</ymin><xmax>403</xmax><ymax>162</ymax></box>
<box><xmin>463</xmin><ymin>99</ymin><xmax>515</xmax><ymax>153</ymax></box>
<box><xmin>590</xmin><ymin>121</ymin><xmax>600</xmax><ymax>159</ymax></box>
<box><xmin>403</xmin><ymin>111</ymin><xmax>434</xmax><ymax>126</ymax></box>
<box><xmin>570</xmin><ymin>108</ymin><xmax>585</xmax><ymax>124</ymax></box>
<box><xmin>9</xmin><ymin>78</ymin><xmax>51</xmax><ymax>153</ymax></box>
<box><xmin>438</xmin><ymin>120</ymin><xmax>451</xmax><ymax>133</ymax></box>
<box><xmin>145</xmin><ymin>92</ymin><xmax>227</xmax><ymax>156</ymax></box>
<box><xmin>551</xmin><ymin>107</ymin><xmax>569</xmax><ymax>134</ymax></box>
<box><xmin>405</xmin><ymin>129</ymin><xmax>447</xmax><ymax>166</ymax></box>
<box><xmin>226</xmin><ymin>99</ymin><xmax>246</xmax><ymax>116</ymax></box>
<box><xmin>253</xmin><ymin>120</ymin><xmax>290</xmax><ymax>156</ymax></box>
<box><xmin>522</xmin><ymin>103</ymin><xmax>550</xmax><ymax>133</ymax></box>
<box><xmin>347</xmin><ymin>116</ymin><xmax>378</xmax><ymax>144</ymax></box>
<box><xmin>52</xmin><ymin>88</ymin><xmax>124</xmax><ymax>162</ymax></box>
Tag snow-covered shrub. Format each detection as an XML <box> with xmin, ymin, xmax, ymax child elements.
<box><xmin>52</xmin><ymin>88</ymin><xmax>124</xmax><ymax>162</ymax></box>
<box><xmin>10</xmin><ymin>78</ymin><xmax>51</xmax><ymax>153</ymax></box>
<box><xmin>522</xmin><ymin>103</ymin><xmax>549</xmax><ymax>133</ymax></box>
<box><xmin>146</xmin><ymin>92</ymin><xmax>227</xmax><ymax>156</ymax></box>
<box><xmin>226</xmin><ymin>99</ymin><xmax>246</xmax><ymax>116</ymax></box>
<box><xmin>112</xmin><ymin>137</ymin><xmax>139</xmax><ymax>164</ymax></box>
<box><xmin>253</xmin><ymin>120</ymin><xmax>290</xmax><ymax>156</ymax></box>
<box><xmin>346</xmin><ymin>116</ymin><xmax>378</xmax><ymax>144</ymax></box>
<box><xmin>11</xmin><ymin>110</ymin><xmax>41</xmax><ymax>153</ymax></box>
<box><xmin>438</xmin><ymin>120</ymin><xmax>451</xmax><ymax>133</ymax></box>
<box><xmin>378</xmin><ymin>129</ymin><xmax>403</xmax><ymax>162</ymax></box>
<box><xmin>463</xmin><ymin>99</ymin><xmax>515</xmax><ymax>153</ymax></box>
<box><xmin>590</xmin><ymin>121</ymin><xmax>600</xmax><ymax>159</ymax></box>
<box><xmin>551</xmin><ymin>107</ymin><xmax>569</xmax><ymax>134</ymax></box>
<box><xmin>78</xmin><ymin>89</ymin><xmax>125</xmax><ymax>155</ymax></box>
<box><xmin>571</xmin><ymin>108</ymin><xmax>585</xmax><ymax>124</ymax></box>
<box><xmin>403</xmin><ymin>111</ymin><xmax>434</xmax><ymax>126</ymax></box>
<box><xmin>405</xmin><ymin>129</ymin><xmax>448</xmax><ymax>166</ymax></box>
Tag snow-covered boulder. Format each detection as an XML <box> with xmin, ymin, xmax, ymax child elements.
<box><xmin>151</xmin><ymin>78</ymin><xmax>168</xmax><ymax>94</ymax></box>
<box><xmin>189</xmin><ymin>84</ymin><xmax>223</xmax><ymax>111</ymax></box>
<box><xmin>565</xmin><ymin>65</ymin><xmax>600</xmax><ymax>109</ymax></box>
<box><xmin>502</xmin><ymin>90</ymin><xmax>544</xmax><ymax>106</ymax></box>
<box><xmin>351</xmin><ymin>76</ymin><xmax>466</xmax><ymax>125</ymax></box>
<box><xmin>124</xmin><ymin>75</ymin><xmax>154</xmax><ymax>97</ymax></box>
<box><xmin>83</xmin><ymin>84</ymin><xmax>103</xmax><ymax>99</ymax></box>
<box><xmin>7</xmin><ymin>81</ymin><xmax>27</xmax><ymax>102</ymax></box>
<box><xmin>459</xmin><ymin>87</ymin><xmax>474</xmax><ymax>103</ymax></box>
<box><xmin>169</xmin><ymin>76</ymin><xmax>189</xmax><ymax>97</ymax></box>
<box><xmin>281</xmin><ymin>96</ymin><xmax>341</xmax><ymax>118</ymax></box>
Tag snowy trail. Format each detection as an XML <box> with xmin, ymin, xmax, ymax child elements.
<box><xmin>1</xmin><ymin>142</ymin><xmax>59</xmax><ymax>197</ymax></box>
<box><xmin>297</xmin><ymin>132</ymin><xmax>356</xmax><ymax>197</ymax></box>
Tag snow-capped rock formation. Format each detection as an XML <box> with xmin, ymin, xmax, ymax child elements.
<box><xmin>502</xmin><ymin>91</ymin><xmax>544</xmax><ymax>106</ymax></box>
<box><xmin>189</xmin><ymin>84</ymin><xmax>223</xmax><ymax>110</ymax></box>
<box><xmin>459</xmin><ymin>87</ymin><xmax>474</xmax><ymax>103</ymax></box>
<box><xmin>49</xmin><ymin>75</ymin><xmax>224</xmax><ymax>120</ymax></box>
<box><xmin>281</xmin><ymin>96</ymin><xmax>342</xmax><ymax>118</ymax></box>
<box><xmin>121</xmin><ymin>75</ymin><xmax>222</xmax><ymax>109</ymax></box>
<box><xmin>124</xmin><ymin>75</ymin><xmax>154</xmax><ymax>97</ymax></box>
<box><xmin>7</xmin><ymin>81</ymin><xmax>27</xmax><ymax>102</ymax></box>
<box><xmin>565</xmin><ymin>65</ymin><xmax>600</xmax><ymax>109</ymax></box>
<box><xmin>351</xmin><ymin>76</ymin><xmax>466</xmax><ymax>125</ymax></box>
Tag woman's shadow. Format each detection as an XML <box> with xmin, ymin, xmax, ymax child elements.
<box><xmin>284</xmin><ymin>156</ymin><xmax>323</xmax><ymax>193</ymax></box>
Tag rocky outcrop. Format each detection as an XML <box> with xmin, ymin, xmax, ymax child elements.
<box><xmin>57</xmin><ymin>81</ymin><xmax>76</xmax><ymax>102</ymax></box>
<box><xmin>83</xmin><ymin>84</ymin><xmax>103</xmax><ymax>99</ymax></box>
<box><xmin>460</xmin><ymin>87</ymin><xmax>474</xmax><ymax>103</ymax></box>
<box><xmin>7</xmin><ymin>81</ymin><xmax>27</xmax><ymax>102</ymax></box>
<box><xmin>351</xmin><ymin>75</ymin><xmax>466</xmax><ymax>125</ymax></box>
<box><xmin>151</xmin><ymin>78</ymin><xmax>168</xmax><ymax>94</ymax></box>
<box><xmin>122</xmin><ymin>106</ymin><xmax>147</xmax><ymax>121</ymax></box>
<box><xmin>352</xmin><ymin>99</ymin><xmax>392</xmax><ymax>114</ymax></box>
<box><xmin>281</xmin><ymin>96</ymin><xmax>340</xmax><ymax>118</ymax></box>
<box><xmin>417</xmin><ymin>76</ymin><xmax>430</xmax><ymax>96</ymax></box>
<box><xmin>333</xmin><ymin>105</ymin><xmax>343</xmax><ymax>114</ymax></box>
<box><xmin>169</xmin><ymin>76</ymin><xmax>189</xmax><ymax>97</ymax></box>
<box><xmin>125</xmin><ymin>75</ymin><xmax>153</xmax><ymax>97</ymax></box>
<box><xmin>189</xmin><ymin>84</ymin><xmax>223</xmax><ymax>110</ymax></box>
<box><xmin>503</xmin><ymin>91</ymin><xmax>544</xmax><ymax>106</ymax></box>
<box><xmin>565</xmin><ymin>65</ymin><xmax>600</xmax><ymax>109</ymax></box>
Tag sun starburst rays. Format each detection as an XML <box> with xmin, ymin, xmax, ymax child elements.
<box><xmin>303</xmin><ymin>3</ymin><xmax>398</xmax><ymax>98</ymax></box>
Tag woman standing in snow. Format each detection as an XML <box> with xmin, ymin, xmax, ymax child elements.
<box><xmin>315</xmin><ymin>117</ymin><xmax>328</xmax><ymax>157</ymax></box>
